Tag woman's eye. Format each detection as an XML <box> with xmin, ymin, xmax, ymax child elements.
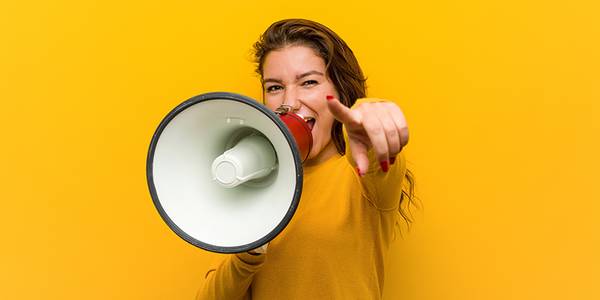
<box><xmin>302</xmin><ymin>80</ymin><xmax>318</xmax><ymax>87</ymax></box>
<box><xmin>266</xmin><ymin>85</ymin><xmax>283</xmax><ymax>93</ymax></box>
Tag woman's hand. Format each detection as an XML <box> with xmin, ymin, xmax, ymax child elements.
<box><xmin>247</xmin><ymin>243</ymin><xmax>268</xmax><ymax>255</ymax></box>
<box><xmin>326</xmin><ymin>96</ymin><xmax>409</xmax><ymax>175</ymax></box>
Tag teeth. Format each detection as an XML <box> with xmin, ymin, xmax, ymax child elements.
<box><xmin>296</xmin><ymin>113</ymin><xmax>315</xmax><ymax>123</ymax></box>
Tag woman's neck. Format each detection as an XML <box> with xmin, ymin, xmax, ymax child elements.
<box><xmin>303</xmin><ymin>141</ymin><xmax>340</xmax><ymax>168</ymax></box>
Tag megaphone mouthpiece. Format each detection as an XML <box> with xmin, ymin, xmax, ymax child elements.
<box><xmin>212</xmin><ymin>134</ymin><xmax>277</xmax><ymax>188</ymax></box>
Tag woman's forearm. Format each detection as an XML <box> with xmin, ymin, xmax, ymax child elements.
<box><xmin>196</xmin><ymin>252</ymin><xmax>266</xmax><ymax>300</ymax></box>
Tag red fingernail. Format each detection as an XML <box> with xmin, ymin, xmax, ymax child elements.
<box><xmin>390</xmin><ymin>156</ymin><xmax>396</xmax><ymax>165</ymax></box>
<box><xmin>380</xmin><ymin>160</ymin><xmax>389</xmax><ymax>172</ymax></box>
<box><xmin>326</xmin><ymin>95</ymin><xmax>334</xmax><ymax>100</ymax></box>
<box><xmin>356</xmin><ymin>167</ymin><xmax>363</xmax><ymax>176</ymax></box>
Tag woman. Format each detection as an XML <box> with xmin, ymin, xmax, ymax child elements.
<box><xmin>197</xmin><ymin>19</ymin><xmax>416</xmax><ymax>299</ymax></box>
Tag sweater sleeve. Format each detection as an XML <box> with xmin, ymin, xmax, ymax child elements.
<box><xmin>196</xmin><ymin>252</ymin><xmax>266</xmax><ymax>300</ymax></box>
<box><xmin>343</xmin><ymin>98</ymin><xmax>407</xmax><ymax>211</ymax></box>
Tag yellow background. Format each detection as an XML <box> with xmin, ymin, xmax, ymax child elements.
<box><xmin>1</xmin><ymin>0</ymin><xmax>598</xmax><ymax>299</ymax></box>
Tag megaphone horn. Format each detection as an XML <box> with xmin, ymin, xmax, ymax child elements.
<box><xmin>147</xmin><ymin>92</ymin><xmax>312</xmax><ymax>253</ymax></box>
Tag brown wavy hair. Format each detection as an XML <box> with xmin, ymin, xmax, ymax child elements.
<box><xmin>253</xmin><ymin>19</ymin><xmax>417</xmax><ymax>225</ymax></box>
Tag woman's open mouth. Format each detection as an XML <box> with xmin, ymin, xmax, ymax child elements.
<box><xmin>303</xmin><ymin>116</ymin><xmax>315</xmax><ymax>131</ymax></box>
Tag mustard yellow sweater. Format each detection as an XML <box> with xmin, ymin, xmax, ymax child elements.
<box><xmin>197</xmin><ymin>131</ymin><xmax>406</xmax><ymax>299</ymax></box>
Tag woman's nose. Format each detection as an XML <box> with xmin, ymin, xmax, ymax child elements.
<box><xmin>282</xmin><ymin>91</ymin><xmax>302</xmax><ymax>111</ymax></box>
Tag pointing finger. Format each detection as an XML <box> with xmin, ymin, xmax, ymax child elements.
<box><xmin>326</xmin><ymin>95</ymin><xmax>360</xmax><ymax>127</ymax></box>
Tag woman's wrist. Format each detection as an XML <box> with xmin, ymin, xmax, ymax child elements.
<box><xmin>246</xmin><ymin>243</ymin><xmax>268</xmax><ymax>255</ymax></box>
<box><xmin>246</xmin><ymin>250</ymin><xmax>263</xmax><ymax>256</ymax></box>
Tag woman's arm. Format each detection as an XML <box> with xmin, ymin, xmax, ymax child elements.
<box><xmin>196</xmin><ymin>252</ymin><xmax>265</xmax><ymax>300</ymax></box>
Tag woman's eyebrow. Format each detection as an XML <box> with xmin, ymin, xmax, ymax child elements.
<box><xmin>263</xmin><ymin>78</ymin><xmax>283</xmax><ymax>84</ymax></box>
<box><xmin>263</xmin><ymin>71</ymin><xmax>323</xmax><ymax>84</ymax></box>
<box><xmin>296</xmin><ymin>70</ymin><xmax>324</xmax><ymax>80</ymax></box>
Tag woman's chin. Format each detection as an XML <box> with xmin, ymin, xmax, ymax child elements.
<box><xmin>307</xmin><ymin>146</ymin><xmax>320</xmax><ymax>160</ymax></box>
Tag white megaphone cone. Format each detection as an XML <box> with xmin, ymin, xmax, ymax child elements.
<box><xmin>146</xmin><ymin>92</ymin><xmax>312</xmax><ymax>253</ymax></box>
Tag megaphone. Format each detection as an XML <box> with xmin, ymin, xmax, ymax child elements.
<box><xmin>146</xmin><ymin>92</ymin><xmax>312</xmax><ymax>253</ymax></box>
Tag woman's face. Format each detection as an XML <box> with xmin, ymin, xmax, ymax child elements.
<box><xmin>262</xmin><ymin>45</ymin><xmax>339</xmax><ymax>161</ymax></box>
